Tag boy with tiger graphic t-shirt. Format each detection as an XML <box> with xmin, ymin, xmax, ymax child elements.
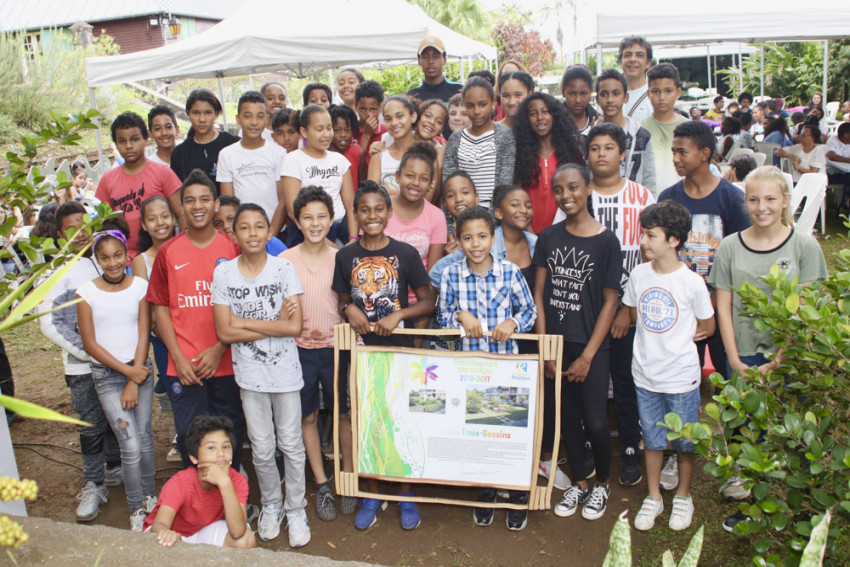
<box><xmin>331</xmin><ymin>181</ymin><xmax>435</xmax><ymax>531</ymax></box>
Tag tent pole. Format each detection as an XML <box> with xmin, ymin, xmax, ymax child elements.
<box><xmin>706</xmin><ymin>48</ymin><xmax>711</xmax><ymax>92</ymax></box>
<box><xmin>217</xmin><ymin>75</ymin><xmax>228</xmax><ymax>130</ymax></box>
<box><xmin>89</xmin><ymin>87</ymin><xmax>103</xmax><ymax>161</ymax></box>
<box><xmin>760</xmin><ymin>45</ymin><xmax>764</xmax><ymax>98</ymax></box>
<box><xmin>248</xmin><ymin>75</ymin><xmax>254</xmax><ymax>90</ymax></box>
<box><xmin>596</xmin><ymin>44</ymin><xmax>602</xmax><ymax>76</ymax></box>
<box><xmin>823</xmin><ymin>40</ymin><xmax>829</xmax><ymax>112</ymax></box>
<box><xmin>738</xmin><ymin>45</ymin><xmax>743</xmax><ymax>94</ymax></box>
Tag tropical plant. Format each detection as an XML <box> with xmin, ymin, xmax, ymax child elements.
<box><xmin>665</xmin><ymin>229</ymin><xmax>850</xmax><ymax>565</ymax></box>
<box><xmin>719</xmin><ymin>40</ymin><xmax>850</xmax><ymax>104</ymax></box>
<box><xmin>603</xmin><ymin>511</ymin><xmax>704</xmax><ymax>566</ymax></box>
<box><xmin>407</xmin><ymin>0</ymin><xmax>492</xmax><ymax>42</ymax></box>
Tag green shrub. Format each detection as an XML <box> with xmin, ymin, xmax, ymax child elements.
<box><xmin>666</xmin><ymin>234</ymin><xmax>850</xmax><ymax>566</ymax></box>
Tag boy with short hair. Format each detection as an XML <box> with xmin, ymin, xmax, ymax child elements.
<box><xmin>146</xmin><ymin>170</ymin><xmax>245</xmax><ymax>471</ymax></box>
<box><xmin>596</xmin><ymin>68</ymin><xmax>657</xmax><ymax>195</ymax></box>
<box><xmin>217</xmin><ymin>91</ymin><xmax>288</xmax><ymax>236</ymax></box>
<box><xmin>148</xmin><ymin>106</ymin><xmax>180</xmax><ymax>166</ymax></box>
<box><xmin>145</xmin><ymin>415</ymin><xmax>256</xmax><ymax>549</ymax></box>
<box><xmin>37</xmin><ymin>202</ymin><xmax>122</xmax><ymax>522</ymax></box>
<box><xmin>96</xmin><ymin>112</ymin><xmax>183</xmax><ymax>258</ymax></box>
<box><xmin>271</xmin><ymin>109</ymin><xmax>301</xmax><ymax>154</ymax></box>
<box><xmin>705</xmin><ymin>96</ymin><xmax>725</xmax><ymax>121</ymax></box>
<box><xmin>437</xmin><ymin>205</ymin><xmax>536</xmax><ymax>531</ymax></box>
<box><xmin>641</xmin><ymin>63</ymin><xmax>688</xmax><ymax>191</ymax></box>
<box><xmin>624</xmin><ymin>200</ymin><xmax>715</xmax><ymax>532</ymax></box>
<box><xmin>302</xmin><ymin>83</ymin><xmax>332</xmax><ymax>109</ymax></box>
<box><xmin>332</xmin><ymin>181</ymin><xmax>436</xmax><ymax>531</ymax></box>
<box><xmin>212</xmin><ymin>203</ymin><xmax>310</xmax><ymax>547</ymax></box>
<box><xmin>429</xmin><ymin>172</ymin><xmax>479</xmax><ymax>289</ymax></box>
<box><xmin>280</xmin><ymin>186</ymin><xmax>354</xmax><ymax>522</ymax></box>
<box><xmin>618</xmin><ymin>36</ymin><xmax>654</xmax><ymax>122</ymax></box>
<box><xmin>354</xmin><ymin>80</ymin><xmax>388</xmax><ymax>179</ymax></box>
<box><xmin>585</xmin><ymin>123</ymin><xmax>656</xmax><ymax>488</ymax></box>
<box><xmin>214</xmin><ymin>195</ymin><xmax>287</xmax><ymax>255</ymax></box>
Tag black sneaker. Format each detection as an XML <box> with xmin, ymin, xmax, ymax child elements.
<box><xmin>506</xmin><ymin>492</ymin><xmax>529</xmax><ymax>531</ymax></box>
<box><xmin>619</xmin><ymin>447</ymin><xmax>643</xmax><ymax>486</ymax></box>
<box><xmin>473</xmin><ymin>491</ymin><xmax>496</xmax><ymax>526</ymax></box>
<box><xmin>722</xmin><ymin>510</ymin><xmax>751</xmax><ymax>533</ymax></box>
<box><xmin>584</xmin><ymin>441</ymin><xmax>596</xmax><ymax>479</ymax></box>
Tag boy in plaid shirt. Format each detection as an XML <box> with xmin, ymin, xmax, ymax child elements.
<box><xmin>436</xmin><ymin>205</ymin><xmax>536</xmax><ymax>530</ymax></box>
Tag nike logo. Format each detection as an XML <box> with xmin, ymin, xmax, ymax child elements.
<box><xmin>175</xmin><ymin>262</ymin><xmax>191</xmax><ymax>270</ymax></box>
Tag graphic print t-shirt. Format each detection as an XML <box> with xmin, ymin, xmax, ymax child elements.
<box><xmin>658</xmin><ymin>178</ymin><xmax>750</xmax><ymax>284</ymax></box>
<box><xmin>532</xmin><ymin>223</ymin><xmax>621</xmax><ymax>347</ymax></box>
<box><xmin>332</xmin><ymin>238</ymin><xmax>430</xmax><ymax>347</ymax></box>
<box><xmin>146</xmin><ymin>233</ymin><xmax>237</xmax><ymax>377</ymax></box>
<box><xmin>592</xmin><ymin>180</ymin><xmax>656</xmax><ymax>292</ymax></box>
<box><xmin>211</xmin><ymin>255</ymin><xmax>303</xmax><ymax>393</ymax></box>
<box><xmin>95</xmin><ymin>161</ymin><xmax>181</xmax><ymax>257</ymax></box>
<box><xmin>281</xmin><ymin>150</ymin><xmax>350</xmax><ymax>222</ymax></box>
<box><xmin>623</xmin><ymin>262</ymin><xmax>714</xmax><ymax>393</ymax></box>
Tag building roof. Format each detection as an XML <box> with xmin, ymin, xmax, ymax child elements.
<box><xmin>0</xmin><ymin>0</ymin><xmax>240</xmax><ymax>32</ymax></box>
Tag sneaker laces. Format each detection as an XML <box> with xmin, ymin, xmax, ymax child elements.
<box><xmin>77</xmin><ymin>484</ymin><xmax>104</xmax><ymax>505</ymax></box>
<box><xmin>259</xmin><ymin>507</ymin><xmax>281</xmax><ymax>531</ymax></box>
<box><xmin>560</xmin><ymin>486</ymin><xmax>585</xmax><ymax>507</ymax></box>
<box><xmin>586</xmin><ymin>485</ymin><xmax>608</xmax><ymax>510</ymax></box>
<box><xmin>662</xmin><ymin>456</ymin><xmax>678</xmax><ymax>475</ymax></box>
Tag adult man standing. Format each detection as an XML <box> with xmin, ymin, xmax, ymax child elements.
<box><xmin>408</xmin><ymin>36</ymin><xmax>462</xmax><ymax>103</ymax></box>
<box><xmin>619</xmin><ymin>36</ymin><xmax>654</xmax><ymax>123</ymax></box>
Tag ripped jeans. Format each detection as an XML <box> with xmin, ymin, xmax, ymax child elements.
<box><xmin>92</xmin><ymin>362</ymin><xmax>156</xmax><ymax>512</ymax></box>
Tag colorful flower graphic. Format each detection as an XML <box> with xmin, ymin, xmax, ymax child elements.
<box><xmin>411</xmin><ymin>360</ymin><xmax>439</xmax><ymax>386</ymax></box>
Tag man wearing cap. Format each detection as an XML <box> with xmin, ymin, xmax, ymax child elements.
<box><xmin>408</xmin><ymin>36</ymin><xmax>462</xmax><ymax>103</ymax></box>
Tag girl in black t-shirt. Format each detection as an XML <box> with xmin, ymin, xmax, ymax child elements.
<box><xmin>532</xmin><ymin>164</ymin><xmax>621</xmax><ymax>522</ymax></box>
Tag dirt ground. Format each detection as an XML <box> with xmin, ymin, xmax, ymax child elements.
<box><xmin>3</xmin><ymin>322</ymin><xmax>751</xmax><ymax>566</ymax></box>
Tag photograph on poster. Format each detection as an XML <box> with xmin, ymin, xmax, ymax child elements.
<box><xmin>464</xmin><ymin>385</ymin><xmax>530</xmax><ymax>427</ymax></box>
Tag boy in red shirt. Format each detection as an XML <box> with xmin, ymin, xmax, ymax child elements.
<box><xmin>146</xmin><ymin>415</ymin><xmax>256</xmax><ymax>549</ymax></box>
<box><xmin>146</xmin><ymin>170</ymin><xmax>244</xmax><ymax>470</ymax></box>
<box><xmin>96</xmin><ymin>112</ymin><xmax>183</xmax><ymax>257</ymax></box>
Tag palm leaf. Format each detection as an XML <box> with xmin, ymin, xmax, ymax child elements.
<box><xmin>0</xmin><ymin>395</ymin><xmax>91</xmax><ymax>426</ymax></box>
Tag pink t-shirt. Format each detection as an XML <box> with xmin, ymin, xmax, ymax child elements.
<box><xmin>279</xmin><ymin>246</ymin><xmax>341</xmax><ymax>349</ymax></box>
<box><xmin>95</xmin><ymin>161</ymin><xmax>181</xmax><ymax>258</ymax></box>
<box><xmin>385</xmin><ymin>200</ymin><xmax>447</xmax><ymax>302</ymax></box>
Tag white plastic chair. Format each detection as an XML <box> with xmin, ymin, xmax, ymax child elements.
<box><xmin>790</xmin><ymin>173</ymin><xmax>828</xmax><ymax>235</ymax></box>
<box><xmin>751</xmin><ymin>152</ymin><xmax>766</xmax><ymax>167</ymax></box>
<box><xmin>724</xmin><ymin>147</ymin><xmax>753</xmax><ymax>164</ymax></box>
<box><xmin>826</xmin><ymin>101</ymin><xmax>839</xmax><ymax>123</ymax></box>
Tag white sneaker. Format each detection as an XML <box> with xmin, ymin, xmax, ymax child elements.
<box><xmin>669</xmin><ymin>496</ymin><xmax>694</xmax><ymax>531</ymax></box>
<box><xmin>104</xmin><ymin>465</ymin><xmax>123</xmax><ymax>486</ymax></box>
<box><xmin>660</xmin><ymin>454</ymin><xmax>679</xmax><ymax>491</ymax></box>
<box><xmin>634</xmin><ymin>497</ymin><xmax>664</xmax><ymax>531</ymax></box>
<box><xmin>553</xmin><ymin>485</ymin><xmax>589</xmax><ymax>517</ymax></box>
<box><xmin>258</xmin><ymin>505</ymin><xmax>284</xmax><ymax>541</ymax></box>
<box><xmin>721</xmin><ymin>476</ymin><xmax>752</xmax><ymax>500</ymax></box>
<box><xmin>287</xmin><ymin>508</ymin><xmax>311</xmax><ymax>548</ymax></box>
<box><xmin>143</xmin><ymin>495</ymin><xmax>158</xmax><ymax>514</ymax></box>
<box><xmin>539</xmin><ymin>458</ymin><xmax>572</xmax><ymax>490</ymax></box>
<box><xmin>75</xmin><ymin>482</ymin><xmax>108</xmax><ymax>522</ymax></box>
<box><xmin>130</xmin><ymin>509</ymin><xmax>147</xmax><ymax>532</ymax></box>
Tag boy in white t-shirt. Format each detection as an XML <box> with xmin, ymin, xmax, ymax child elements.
<box><xmin>217</xmin><ymin>91</ymin><xmax>288</xmax><ymax>236</ymax></box>
<box><xmin>623</xmin><ymin>200</ymin><xmax>714</xmax><ymax>533</ymax></box>
<box><xmin>211</xmin><ymin>203</ymin><xmax>310</xmax><ymax>548</ymax></box>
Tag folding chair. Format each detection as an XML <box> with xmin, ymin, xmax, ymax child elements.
<box><xmin>790</xmin><ymin>173</ymin><xmax>828</xmax><ymax>235</ymax></box>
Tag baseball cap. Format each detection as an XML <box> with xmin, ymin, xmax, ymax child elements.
<box><xmin>418</xmin><ymin>36</ymin><xmax>446</xmax><ymax>56</ymax></box>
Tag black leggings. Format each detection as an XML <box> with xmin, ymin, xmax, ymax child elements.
<box><xmin>543</xmin><ymin>342</ymin><xmax>612</xmax><ymax>483</ymax></box>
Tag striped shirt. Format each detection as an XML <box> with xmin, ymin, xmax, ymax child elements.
<box><xmin>438</xmin><ymin>255</ymin><xmax>536</xmax><ymax>354</ymax></box>
<box><xmin>279</xmin><ymin>246</ymin><xmax>341</xmax><ymax>349</ymax></box>
<box><xmin>456</xmin><ymin>129</ymin><xmax>497</xmax><ymax>205</ymax></box>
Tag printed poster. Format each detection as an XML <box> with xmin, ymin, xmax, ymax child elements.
<box><xmin>356</xmin><ymin>349</ymin><xmax>539</xmax><ymax>488</ymax></box>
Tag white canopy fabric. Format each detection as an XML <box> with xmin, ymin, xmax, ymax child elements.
<box><xmin>586</xmin><ymin>0</ymin><xmax>850</xmax><ymax>48</ymax></box>
<box><xmin>85</xmin><ymin>0</ymin><xmax>496</xmax><ymax>87</ymax></box>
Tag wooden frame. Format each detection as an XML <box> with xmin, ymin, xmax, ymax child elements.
<box><xmin>333</xmin><ymin>324</ymin><xmax>563</xmax><ymax>511</ymax></box>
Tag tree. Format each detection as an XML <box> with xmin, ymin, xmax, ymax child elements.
<box><xmin>719</xmin><ymin>40</ymin><xmax>850</xmax><ymax>104</ymax></box>
<box><xmin>466</xmin><ymin>389</ymin><xmax>484</xmax><ymax>414</ymax></box>
<box><xmin>407</xmin><ymin>0</ymin><xmax>491</xmax><ymax>42</ymax></box>
<box><xmin>491</xmin><ymin>21</ymin><xmax>557</xmax><ymax>76</ymax></box>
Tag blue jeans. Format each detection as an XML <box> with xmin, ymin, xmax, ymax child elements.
<box><xmin>635</xmin><ymin>386</ymin><xmax>701</xmax><ymax>452</ymax></box>
<box><xmin>165</xmin><ymin>374</ymin><xmax>245</xmax><ymax>470</ymax></box>
<box><xmin>92</xmin><ymin>363</ymin><xmax>156</xmax><ymax>511</ymax></box>
<box><xmin>65</xmin><ymin>373</ymin><xmax>121</xmax><ymax>485</ymax></box>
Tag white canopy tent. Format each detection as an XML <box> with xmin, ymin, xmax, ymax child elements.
<box><xmin>85</xmin><ymin>0</ymin><xmax>495</xmax><ymax>86</ymax></box>
<box><xmin>85</xmin><ymin>0</ymin><xmax>495</xmax><ymax>157</ymax></box>
<box><xmin>577</xmin><ymin>0</ymin><xmax>850</xmax><ymax>105</ymax></box>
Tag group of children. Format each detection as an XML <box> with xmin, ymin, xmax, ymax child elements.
<box><xmin>34</xmin><ymin>33</ymin><xmax>828</xmax><ymax>551</ymax></box>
